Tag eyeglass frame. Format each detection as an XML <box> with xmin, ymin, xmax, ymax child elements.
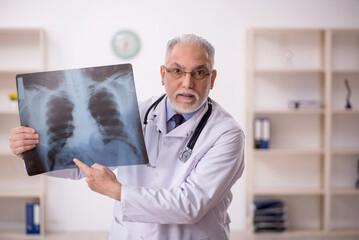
<box><xmin>162</xmin><ymin>65</ymin><xmax>214</xmax><ymax>81</ymax></box>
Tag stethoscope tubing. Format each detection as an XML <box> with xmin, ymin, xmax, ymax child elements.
<box><xmin>143</xmin><ymin>94</ymin><xmax>212</xmax><ymax>163</ymax></box>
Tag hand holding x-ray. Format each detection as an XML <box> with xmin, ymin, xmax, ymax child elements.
<box><xmin>9</xmin><ymin>126</ymin><xmax>39</xmax><ymax>158</ymax></box>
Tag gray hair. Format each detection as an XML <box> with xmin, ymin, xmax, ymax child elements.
<box><xmin>165</xmin><ymin>34</ymin><xmax>215</xmax><ymax>69</ymax></box>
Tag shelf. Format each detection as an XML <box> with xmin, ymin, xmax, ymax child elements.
<box><xmin>0</xmin><ymin>231</ymin><xmax>43</xmax><ymax>239</ymax></box>
<box><xmin>329</xmin><ymin>229</ymin><xmax>359</xmax><ymax>236</ymax></box>
<box><xmin>247</xmin><ymin>28</ymin><xmax>359</xmax><ymax>237</ymax></box>
<box><xmin>0</xmin><ymin>110</ymin><xmax>18</xmax><ymax>115</ymax></box>
<box><xmin>253</xmin><ymin>109</ymin><xmax>324</xmax><ymax>115</ymax></box>
<box><xmin>253</xmin><ymin>188</ymin><xmax>324</xmax><ymax>196</ymax></box>
<box><xmin>331</xmin><ymin>109</ymin><xmax>359</xmax><ymax>115</ymax></box>
<box><xmin>331</xmin><ymin>148</ymin><xmax>359</xmax><ymax>155</ymax></box>
<box><xmin>253</xmin><ymin>148</ymin><xmax>324</xmax><ymax>156</ymax></box>
<box><xmin>0</xmin><ymin>190</ymin><xmax>42</xmax><ymax>198</ymax></box>
<box><xmin>0</xmin><ymin>28</ymin><xmax>46</xmax><ymax>236</ymax></box>
<box><xmin>331</xmin><ymin>188</ymin><xmax>359</xmax><ymax>196</ymax></box>
<box><xmin>250</xmin><ymin>229</ymin><xmax>325</xmax><ymax>237</ymax></box>
<box><xmin>0</xmin><ymin>152</ymin><xmax>14</xmax><ymax>158</ymax></box>
<box><xmin>0</xmin><ymin>29</ymin><xmax>45</xmax><ymax>71</ymax></box>
<box><xmin>332</xmin><ymin>70</ymin><xmax>359</xmax><ymax>75</ymax></box>
<box><xmin>251</xmin><ymin>229</ymin><xmax>359</xmax><ymax>237</ymax></box>
<box><xmin>0</xmin><ymin>69</ymin><xmax>43</xmax><ymax>75</ymax></box>
<box><xmin>253</xmin><ymin>69</ymin><xmax>324</xmax><ymax>74</ymax></box>
<box><xmin>0</xmin><ymin>146</ymin><xmax>14</xmax><ymax>156</ymax></box>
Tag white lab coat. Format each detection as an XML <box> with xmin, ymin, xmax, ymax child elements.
<box><xmin>110</xmin><ymin>96</ymin><xmax>245</xmax><ymax>240</ymax></box>
<box><xmin>47</xmin><ymin>96</ymin><xmax>245</xmax><ymax>240</ymax></box>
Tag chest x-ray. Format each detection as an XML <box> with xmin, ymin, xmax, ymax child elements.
<box><xmin>16</xmin><ymin>64</ymin><xmax>148</xmax><ymax>176</ymax></box>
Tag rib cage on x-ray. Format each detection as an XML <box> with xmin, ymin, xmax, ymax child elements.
<box><xmin>17</xmin><ymin>64</ymin><xmax>148</xmax><ymax>176</ymax></box>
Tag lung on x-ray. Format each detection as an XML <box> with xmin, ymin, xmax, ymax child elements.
<box><xmin>16</xmin><ymin>63</ymin><xmax>148</xmax><ymax>176</ymax></box>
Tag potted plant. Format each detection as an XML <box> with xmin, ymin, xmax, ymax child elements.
<box><xmin>7</xmin><ymin>91</ymin><xmax>18</xmax><ymax>111</ymax></box>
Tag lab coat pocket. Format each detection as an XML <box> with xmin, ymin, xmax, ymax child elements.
<box><xmin>111</xmin><ymin>202</ymin><xmax>130</xmax><ymax>235</ymax></box>
<box><xmin>111</xmin><ymin>216</ymin><xmax>130</xmax><ymax>240</ymax></box>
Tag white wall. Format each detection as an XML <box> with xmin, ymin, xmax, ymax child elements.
<box><xmin>1</xmin><ymin>0</ymin><xmax>359</xmax><ymax>232</ymax></box>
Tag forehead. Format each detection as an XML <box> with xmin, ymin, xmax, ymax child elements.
<box><xmin>166</xmin><ymin>44</ymin><xmax>211</xmax><ymax>69</ymax></box>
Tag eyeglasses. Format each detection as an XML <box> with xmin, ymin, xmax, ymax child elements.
<box><xmin>163</xmin><ymin>65</ymin><xmax>214</xmax><ymax>81</ymax></box>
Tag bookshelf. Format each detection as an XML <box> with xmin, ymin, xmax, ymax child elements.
<box><xmin>0</xmin><ymin>28</ymin><xmax>46</xmax><ymax>236</ymax></box>
<box><xmin>246</xmin><ymin>28</ymin><xmax>359</xmax><ymax>237</ymax></box>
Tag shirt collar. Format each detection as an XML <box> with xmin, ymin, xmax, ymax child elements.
<box><xmin>166</xmin><ymin>97</ymin><xmax>202</xmax><ymax>122</ymax></box>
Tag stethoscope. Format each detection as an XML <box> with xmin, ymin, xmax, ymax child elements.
<box><xmin>143</xmin><ymin>94</ymin><xmax>212</xmax><ymax>163</ymax></box>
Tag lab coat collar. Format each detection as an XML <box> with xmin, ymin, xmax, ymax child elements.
<box><xmin>151</xmin><ymin>96</ymin><xmax>209</xmax><ymax>138</ymax></box>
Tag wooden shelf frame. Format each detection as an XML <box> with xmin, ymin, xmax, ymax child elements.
<box><xmin>0</xmin><ymin>28</ymin><xmax>46</xmax><ymax>237</ymax></box>
<box><xmin>246</xmin><ymin>28</ymin><xmax>359</xmax><ymax>237</ymax></box>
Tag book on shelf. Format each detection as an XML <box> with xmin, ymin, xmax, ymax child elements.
<box><xmin>253</xmin><ymin>199</ymin><xmax>288</xmax><ymax>233</ymax></box>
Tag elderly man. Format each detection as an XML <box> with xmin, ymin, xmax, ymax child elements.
<box><xmin>9</xmin><ymin>34</ymin><xmax>245</xmax><ymax>240</ymax></box>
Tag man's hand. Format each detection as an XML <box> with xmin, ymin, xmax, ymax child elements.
<box><xmin>9</xmin><ymin>126</ymin><xmax>39</xmax><ymax>158</ymax></box>
<box><xmin>73</xmin><ymin>158</ymin><xmax>122</xmax><ymax>201</ymax></box>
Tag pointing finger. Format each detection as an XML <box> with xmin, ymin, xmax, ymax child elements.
<box><xmin>91</xmin><ymin>163</ymin><xmax>106</xmax><ymax>170</ymax></box>
<box><xmin>73</xmin><ymin>158</ymin><xmax>91</xmax><ymax>175</ymax></box>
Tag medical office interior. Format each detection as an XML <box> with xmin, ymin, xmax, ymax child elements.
<box><xmin>1</xmin><ymin>0</ymin><xmax>359</xmax><ymax>239</ymax></box>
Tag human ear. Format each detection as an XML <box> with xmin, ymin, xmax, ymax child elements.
<box><xmin>160</xmin><ymin>65</ymin><xmax>165</xmax><ymax>85</ymax></box>
<box><xmin>210</xmin><ymin>70</ymin><xmax>217</xmax><ymax>89</ymax></box>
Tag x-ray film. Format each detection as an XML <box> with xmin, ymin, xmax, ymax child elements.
<box><xmin>16</xmin><ymin>64</ymin><xmax>148</xmax><ymax>176</ymax></box>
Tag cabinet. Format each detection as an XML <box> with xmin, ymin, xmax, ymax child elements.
<box><xmin>246</xmin><ymin>28</ymin><xmax>359</xmax><ymax>237</ymax></box>
<box><xmin>0</xmin><ymin>28</ymin><xmax>46</xmax><ymax>236</ymax></box>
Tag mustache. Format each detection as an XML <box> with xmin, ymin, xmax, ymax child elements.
<box><xmin>174</xmin><ymin>89</ymin><xmax>199</xmax><ymax>100</ymax></box>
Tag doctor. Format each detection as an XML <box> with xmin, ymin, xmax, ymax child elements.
<box><xmin>9</xmin><ymin>34</ymin><xmax>245</xmax><ymax>240</ymax></box>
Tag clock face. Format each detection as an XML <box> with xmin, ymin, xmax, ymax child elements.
<box><xmin>112</xmin><ymin>30</ymin><xmax>141</xmax><ymax>59</ymax></box>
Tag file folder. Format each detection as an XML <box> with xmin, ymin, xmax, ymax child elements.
<box><xmin>26</xmin><ymin>203</ymin><xmax>40</xmax><ymax>234</ymax></box>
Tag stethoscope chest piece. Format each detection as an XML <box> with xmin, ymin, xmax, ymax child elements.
<box><xmin>179</xmin><ymin>147</ymin><xmax>192</xmax><ymax>163</ymax></box>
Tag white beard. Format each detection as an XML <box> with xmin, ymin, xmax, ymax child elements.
<box><xmin>164</xmin><ymin>81</ymin><xmax>211</xmax><ymax>114</ymax></box>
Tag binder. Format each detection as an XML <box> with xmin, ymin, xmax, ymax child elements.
<box><xmin>254</xmin><ymin>118</ymin><xmax>262</xmax><ymax>149</ymax></box>
<box><xmin>260</xmin><ymin>118</ymin><xmax>270</xmax><ymax>149</ymax></box>
<box><xmin>26</xmin><ymin>203</ymin><xmax>40</xmax><ymax>234</ymax></box>
<box><xmin>356</xmin><ymin>158</ymin><xmax>359</xmax><ymax>189</ymax></box>
<box><xmin>253</xmin><ymin>117</ymin><xmax>271</xmax><ymax>149</ymax></box>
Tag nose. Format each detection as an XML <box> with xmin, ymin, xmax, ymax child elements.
<box><xmin>181</xmin><ymin>72</ymin><xmax>194</xmax><ymax>89</ymax></box>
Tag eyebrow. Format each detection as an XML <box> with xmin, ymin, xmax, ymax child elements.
<box><xmin>170</xmin><ymin>62</ymin><xmax>210</xmax><ymax>71</ymax></box>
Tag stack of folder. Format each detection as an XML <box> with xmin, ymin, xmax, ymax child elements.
<box><xmin>253</xmin><ymin>199</ymin><xmax>288</xmax><ymax>233</ymax></box>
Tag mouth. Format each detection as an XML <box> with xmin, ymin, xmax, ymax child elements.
<box><xmin>178</xmin><ymin>93</ymin><xmax>194</xmax><ymax>98</ymax></box>
<box><xmin>177</xmin><ymin>93</ymin><xmax>195</xmax><ymax>103</ymax></box>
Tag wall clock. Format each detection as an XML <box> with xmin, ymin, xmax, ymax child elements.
<box><xmin>112</xmin><ymin>30</ymin><xmax>141</xmax><ymax>59</ymax></box>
